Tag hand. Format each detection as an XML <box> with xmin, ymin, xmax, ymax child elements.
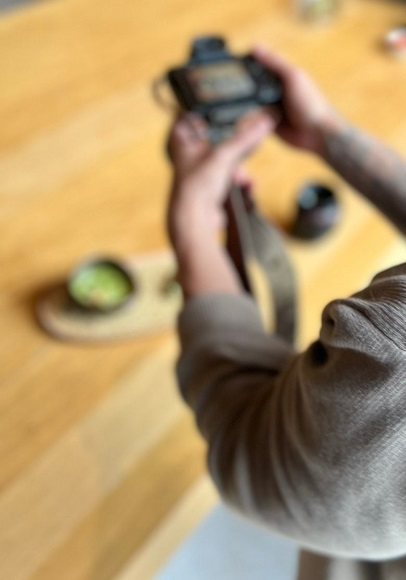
<box><xmin>166</xmin><ymin>111</ymin><xmax>275</xmax><ymax>247</ymax></box>
<box><xmin>252</xmin><ymin>45</ymin><xmax>342</xmax><ymax>154</ymax></box>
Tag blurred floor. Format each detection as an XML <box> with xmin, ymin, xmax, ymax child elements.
<box><xmin>155</xmin><ymin>504</ymin><xmax>299</xmax><ymax>580</ymax></box>
<box><xmin>1</xmin><ymin>1</ymin><xmax>406</xmax><ymax>579</ymax></box>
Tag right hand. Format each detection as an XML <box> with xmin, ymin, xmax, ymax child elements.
<box><xmin>252</xmin><ymin>46</ymin><xmax>342</xmax><ymax>155</ymax></box>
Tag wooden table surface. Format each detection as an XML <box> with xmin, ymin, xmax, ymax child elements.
<box><xmin>1</xmin><ymin>0</ymin><xmax>406</xmax><ymax>578</ymax></box>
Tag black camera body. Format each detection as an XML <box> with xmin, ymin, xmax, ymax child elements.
<box><xmin>167</xmin><ymin>36</ymin><xmax>282</xmax><ymax>141</ymax></box>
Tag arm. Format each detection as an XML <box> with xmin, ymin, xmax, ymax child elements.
<box><xmin>320</xmin><ymin>116</ymin><xmax>406</xmax><ymax>236</ymax></box>
<box><xmin>168</xmin><ymin>199</ymin><xmax>242</xmax><ymax>299</ymax></box>
<box><xmin>166</xmin><ymin>112</ymin><xmax>274</xmax><ymax>299</ymax></box>
<box><xmin>253</xmin><ymin>46</ymin><xmax>406</xmax><ymax>236</ymax></box>
<box><xmin>167</xmin><ymin>112</ymin><xmax>406</xmax><ymax>559</ymax></box>
<box><xmin>166</xmin><ymin>51</ymin><xmax>406</xmax><ymax>560</ymax></box>
<box><xmin>177</xmin><ymin>268</ymin><xmax>406</xmax><ymax>559</ymax></box>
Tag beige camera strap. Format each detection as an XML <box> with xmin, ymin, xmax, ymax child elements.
<box><xmin>225</xmin><ymin>185</ymin><xmax>297</xmax><ymax>346</ymax></box>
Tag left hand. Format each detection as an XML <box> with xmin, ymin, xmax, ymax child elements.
<box><xmin>166</xmin><ymin>111</ymin><xmax>275</xmax><ymax>245</ymax></box>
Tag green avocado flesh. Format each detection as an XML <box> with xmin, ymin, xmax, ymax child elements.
<box><xmin>70</xmin><ymin>264</ymin><xmax>133</xmax><ymax>309</ymax></box>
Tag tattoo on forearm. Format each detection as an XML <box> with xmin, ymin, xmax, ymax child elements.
<box><xmin>323</xmin><ymin>123</ymin><xmax>406</xmax><ymax>236</ymax></box>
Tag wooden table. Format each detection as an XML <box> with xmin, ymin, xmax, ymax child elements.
<box><xmin>1</xmin><ymin>0</ymin><xmax>406</xmax><ymax>578</ymax></box>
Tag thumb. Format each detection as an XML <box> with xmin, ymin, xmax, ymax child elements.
<box><xmin>216</xmin><ymin>113</ymin><xmax>274</xmax><ymax>166</ymax></box>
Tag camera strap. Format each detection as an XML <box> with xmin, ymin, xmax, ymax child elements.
<box><xmin>225</xmin><ymin>185</ymin><xmax>297</xmax><ymax>346</ymax></box>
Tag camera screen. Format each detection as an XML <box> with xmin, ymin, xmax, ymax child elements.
<box><xmin>186</xmin><ymin>61</ymin><xmax>256</xmax><ymax>103</ymax></box>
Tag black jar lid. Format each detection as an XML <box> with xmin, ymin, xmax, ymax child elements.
<box><xmin>291</xmin><ymin>182</ymin><xmax>340</xmax><ymax>240</ymax></box>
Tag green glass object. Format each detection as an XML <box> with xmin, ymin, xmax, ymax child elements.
<box><xmin>68</xmin><ymin>259</ymin><xmax>136</xmax><ymax>312</ymax></box>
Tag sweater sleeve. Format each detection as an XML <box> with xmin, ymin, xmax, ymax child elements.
<box><xmin>176</xmin><ymin>264</ymin><xmax>406</xmax><ymax>561</ymax></box>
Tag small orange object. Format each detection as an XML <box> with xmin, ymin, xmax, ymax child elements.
<box><xmin>385</xmin><ymin>26</ymin><xmax>406</xmax><ymax>57</ymax></box>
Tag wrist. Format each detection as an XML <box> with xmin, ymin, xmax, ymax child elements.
<box><xmin>314</xmin><ymin>110</ymin><xmax>348</xmax><ymax>158</ymax></box>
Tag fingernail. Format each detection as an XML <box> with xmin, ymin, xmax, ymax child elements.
<box><xmin>259</xmin><ymin>116</ymin><xmax>273</xmax><ymax>131</ymax></box>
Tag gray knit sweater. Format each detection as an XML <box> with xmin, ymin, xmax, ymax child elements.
<box><xmin>177</xmin><ymin>263</ymin><xmax>406</xmax><ymax>580</ymax></box>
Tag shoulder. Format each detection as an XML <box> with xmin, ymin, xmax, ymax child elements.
<box><xmin>320</xmin><ymin>262</ymin><xmax>406</xmax><ymax>353</ymax></box>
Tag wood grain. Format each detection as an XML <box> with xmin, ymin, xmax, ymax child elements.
<box><xmin>1</xmin><ymin>0</ymin><xmax>406</xmax><ymax>578</ymax></box>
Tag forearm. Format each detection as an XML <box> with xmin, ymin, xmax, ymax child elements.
<box><xmin>319</xmin><ymin>116</ymin><xmax>406</xmax><ymax>236</ymax></box>
<box><xmin>175</xmin><ymin>235</ymin><xmax>243</xmax><ymax>299</ymax></box>
<box><xmin>169</xmin><ymin>201</ymin><xmax>243</xmax><ymax>299</ymax></box>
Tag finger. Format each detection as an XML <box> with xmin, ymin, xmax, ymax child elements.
<box><xmin>217</xmin><ymin>113</ymin><xmax>273</xmax><ymax>165</ymax></box>
<box><xmin>266</xmin><ymin>104</ymin><xmax>283</xmax><ymax>127</ymax></box>
<box><xmin>166</xmin><ymin>115</ymin><xmax>188</xmax><ymax>162</ymax></box>
<box><xmin>184</xmin><ymin>113</ymin><xmax>209</xmax><ymax>141</ymax></box>
<box><xmin>167</xmin><ymin>114</ymin><xmax>209</xmax><ymax>165</ymax></box>
<box><xmin>232</xmin><ymin>166</ymin><xmax>254</xmax><ymax>189</ymax></box>
<box><xmin>251</xmin><ymin>45</ymin><xmax>296</xmax><ymax>81</ymax></box>
<box><xmin>168</xmin><ymin>114</ymin><xmax>203</xmax><ymax>148</ymax></box>
<box><xmin>232</xmin><ymin>167</ymin><xmax>257</xmax><ymax>211</ymax></box>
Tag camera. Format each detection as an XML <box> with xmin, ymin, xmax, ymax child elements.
<box><xmin>167</xmin><ymin>36</ymin><xmax>283</xmax><ymax>142</ymax></box>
